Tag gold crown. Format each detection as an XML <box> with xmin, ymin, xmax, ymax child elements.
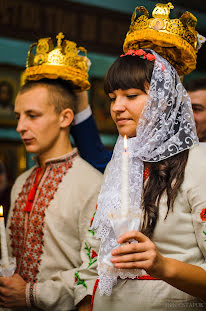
<box><xmin>123</xmin><ymin>2</ymin><xmax>204</xmax><ymax>75</ymax></box>
<box><xmin>22</xmin><ymin>32</ymin><xmax>91</xmax><ymax>90</ymax></box>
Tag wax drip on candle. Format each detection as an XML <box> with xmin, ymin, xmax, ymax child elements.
<box><xmin>0</xmin><ymin>205</ymin><xmax>9</xmax><ymax>267</ymax></box>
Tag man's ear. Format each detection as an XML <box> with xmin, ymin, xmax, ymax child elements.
<box><xmin>60</xmin><ymin>108</ymin><xmax>74</xmax><ymax>128</ymax></box>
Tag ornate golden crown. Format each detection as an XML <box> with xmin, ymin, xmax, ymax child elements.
<box><xmin>123</xmin><ymin>2</ymin><xmax>205</xmax><ymax>75</ymax></box>
<box><xmin>22</xmin><ymin>32</ymin><xmax>91</xmax><ymax>90</ymax></box>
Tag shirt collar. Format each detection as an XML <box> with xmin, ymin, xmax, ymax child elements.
<box><xmin>34</xmin><ymin>148</ymin><xmax>79</xmax><ymax>166</ymax></box>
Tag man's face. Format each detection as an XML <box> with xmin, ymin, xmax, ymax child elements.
<box><xmin>188</xmin><ymin>89</ymin><xmax>206</xmax><ymax>142</ymax></box>
<box><xmin>15</xmin><ymin>86</ymin><xmax>63</xmax><ymax>159</ymax></box>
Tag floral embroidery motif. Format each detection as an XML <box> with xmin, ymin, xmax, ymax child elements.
<box><xmin>88</xmin><ymin>205</ymin><xmax>97</xmax><ymax>236</ymax></box>
<box><xmin>90</xmin><ymin>213</ymin><xmax>95</xmax><ymax>227</ymax></box>
<box><xmin>88</xmin><ymin>228</ymin><xmax>95</xmax><ymax>236</ymax></box>
<box><xmin>84</xmin><ymin>242</ymin><xmax>97</xmax><ymax>267</ymax></box>
<box><xmin>92</xmin><ymin>250</ymin><xmax>98</xmax><ymax>258</ymax></box>
<box><xmin>200</xmin><ymin>208</ymin><xmax>206</xmax><ymax>221</ymax></box>
<box><xmin>200</xmin><ymin>209</ymin><xmax>206</xmax><ymax>242</ymax></box>
<box><xmin>203</xmin><ymin>231</ymin><xmax>206</xmax><ymax>242</ymax></box>
<box><xmin>9</xmin><ymin>155</ymin><xmax>76</xmax><ymax>283</ymax></box>
<box><xmin>75</xmin><ymin>271</ymin><xmax>87</xmax><ymax>288</ymax></box>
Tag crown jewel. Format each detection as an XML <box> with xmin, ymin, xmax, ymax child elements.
<box><xmin>23</xmin><ymin>32</ymin><xmax>91</xmax><ymax>90</ymax></box>
<box><xmin>123</xmin><ymin>2</ymin><xmax>205</xmax><ymax>75</ymax></box>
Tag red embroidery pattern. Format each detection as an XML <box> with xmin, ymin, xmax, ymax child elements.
<box><xmin>88</xmin><ymin>204</ymin><xmax>98</xmax><ymax>236</ymax></box>
<box><xmin>25</xmin><ymin>168</ymin><xmax>42</xmax><ymax>212</ymax></box>
<box><xmin>9</xmin><ymin>155</ymin><xmax>76</xmax><ymax>282</ymax></box>
<box><xmin>117</xmin><ymin>275</ymin><xmax>157</xmax><ymax>280</ymax></box>
<box><xmin>90</xmin><ymin>275</ymin><xmax>157</xmax><ymax>311</ymax></box>
<box><xmin>85</xmin><ymin>242</ymin><xmax>98</xmax><ymax>267</ymax></box>
<box><xmin>92</xmin><ymin>250</ymin><xmax>98</xmax><ymax>258</ymax></box>
<box><xmin>200</xmin><ymin>208</ymin><xmax>206</xmax><ymax>221</ymax></box>
<box><xmin>143</xmin><ymin>167</ymin><xmax>150</xmax><ymax>182</ymax></box>
<box><xmin>10</xmin><ymin>169</ymin><xmax>36</xmax><ymax>276</ymax></box>
<box><xmin>90</xmin><ymin>279</ymin><xmax>99</xmax><ymax>311</ymax></box>
<box><xmin>137</xmin><ymin>275</ymin><xmax>157</xmax><ymax>280</ymax></box>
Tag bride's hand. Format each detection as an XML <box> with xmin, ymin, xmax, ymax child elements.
<box><xmin>111</xmin><ymin>230</ymin><xmax>165</xmax><ymax>278</ymax></box>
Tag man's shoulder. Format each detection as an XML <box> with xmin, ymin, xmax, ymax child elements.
<box><xmin>11</xmin><ymin>167</ymin><xmax>36</xmax><ymax>198</ymax></box>
<box><xmin>13</xmin><ymin>166</ymin><xmax>35</xmax><ymax>190</ymax></box>
<box><xmin>72</xmin><ymin>155</ymin><xmax>103</xmax><ymax>180</ymax></box>
<box><xmin>66</xmin><ymin>155</ymin><xmax>103</xmax><ymax>191</ymax></box>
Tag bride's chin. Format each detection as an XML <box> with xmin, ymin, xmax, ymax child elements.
<box><xmin>119</xmin><ymin>132</ymin><xmax>136</xmax><ymax>138</ymax></box>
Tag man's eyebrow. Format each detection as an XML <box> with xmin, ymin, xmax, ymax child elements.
<box><xmin>14</xmin><ymin>109</ymin><xmax>39</xmax><ymax>115</ymax></box>
<box><xmin>25</xmin><ymin>109</ymin><xmax>36</xmax><ymax>113</ymax></box>
<box><xmin>25</xmin><ymin>109</ymin><xmax>40</xmax><ymax>114</ymax></box>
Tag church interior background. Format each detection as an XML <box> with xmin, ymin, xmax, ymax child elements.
<box><xmin>0</xmin><ymin>0</ymin><xmax>206</xmax><ymax>185</ymax></box>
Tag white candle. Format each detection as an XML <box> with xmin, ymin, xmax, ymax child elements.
<box><xmin>0</xmin><ymin>205</ymin><xmax>9</xmax><ymax>267</ymax></box>
<box><xmin>121</xmin><ymin>135</ymin><xmax>129</xmax><ymax>216</ymax></box>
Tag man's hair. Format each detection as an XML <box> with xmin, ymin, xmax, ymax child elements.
<box><xmin>184</xmin><ymin>78</ymin><xmax>206</xmax><ymax>92</ymax></box>
<box><xmin>19</xmin><ymin>78</ymin><xmax>77</xmax><ymax>114</ymax></box>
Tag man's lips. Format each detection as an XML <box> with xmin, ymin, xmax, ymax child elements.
<box><xmin>22</xmin><ymin>138</ymin><xmax>34</xmax><ymax>144</ymax></box>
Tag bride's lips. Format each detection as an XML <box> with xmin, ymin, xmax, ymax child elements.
<box><xmin>116</xmin><ymin>118</ymin><xmax>131</xmax><ymax>125</ymax></box>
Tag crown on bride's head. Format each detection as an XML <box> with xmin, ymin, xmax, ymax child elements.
<box><xmin>123</xmin><ymin>2</ymin><xmax>205</xmax><ymax>75</ymax></box>
<box><xmin>22</xmin><ymin>32</ymin><xmax>91</xmax><ymax>91</ymax></box>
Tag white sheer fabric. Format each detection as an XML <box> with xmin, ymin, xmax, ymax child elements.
<box><xmin>91</xmin><ymin>50</ymin><xmax>199</xmax><ymax>296</ymax></box>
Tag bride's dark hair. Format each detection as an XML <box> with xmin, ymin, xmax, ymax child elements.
<box><xmin>104</xmin><ymin>55</ymin><xmax>189</xmax><ymax>238</ymax></box>
<box><xmin>104</xmin><ymin>54</ymin><xmax>153</xmax><ymax>94</ymax></box>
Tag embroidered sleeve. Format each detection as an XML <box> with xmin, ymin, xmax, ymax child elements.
<box><xmin>25</xmin><ymin>283</ymin><xmax>37</xmax><ymax>307</ymax></box>
<box><xmin>194</xmin><ymin>205</ymin><xmax>206</xmax><ymax>270</ymax></box>
<box><xmin>189</xmin><ymin>158</ymin><xmax>206</xmax><ymax>271</ymax></box>
<box><xmin>74</xmin><ymin>193</ymin><xmax>100</xmax><ymax>306</ymax></box>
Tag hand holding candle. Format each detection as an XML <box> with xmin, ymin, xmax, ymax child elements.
<box><xmin>0</xmin><ymin>205</ymin><xmax>9</xmax><ymax>267</ymax></box>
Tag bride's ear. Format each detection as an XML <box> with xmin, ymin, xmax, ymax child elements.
<box><xmin>144</xmin><ymin>82</ymin><xmax>150</xmax><ymax>93</ymax></box>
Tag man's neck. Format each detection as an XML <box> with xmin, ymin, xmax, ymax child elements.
<box><xmin>38</xmin><ymin>141</ymin><xmax>73</xmax><ymax>168</ymax></box>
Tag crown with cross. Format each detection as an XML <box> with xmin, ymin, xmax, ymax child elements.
<box><xmin>22</xmin><ymin>32</ymin><xmax>91</xmax><ymax>90</ymax></box>
<box><xmin>123</xmin><ymin>2</ymin><xmax>205</xmax><ymax>75</ymax></box>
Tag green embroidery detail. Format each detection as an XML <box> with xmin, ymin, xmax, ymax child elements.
<box><xmin>203</xmin><ymin>231</ymin><xmax>206</xmax><ymax>241</ymax></box>
<box><xmin>75</xmin><ymin>271</ymin><xmax>87</xmax><ymax>288</ymax></box>
<box><xmin>85</xmin><ymin>242</ymin><xmax>98</xmax><ymax>267</ymax></box>
<box><xmin>88</xmin><ymin>228</ymin><xmax>95</xmax><ymax>236</ymax></box>
<box><xmin>88</xmin><ymin>211</ymin><xmax>96</xmax><ymax>236</ymax></box>
<box><xmin>88</xmin><ymin>258</ymin><xmax>97</xmax><ymax>267</ymax></box>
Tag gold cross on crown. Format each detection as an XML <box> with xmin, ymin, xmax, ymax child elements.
<box><xmin>56</xmin><ymin>32</ymin><xmax>64</xmax><ymax>47</ymax></box>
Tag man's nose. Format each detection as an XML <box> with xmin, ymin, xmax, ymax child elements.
<box><xmin>16</xmin><ymin>117</ymin><xmax>27</xmax><ymax>133</ymax></box>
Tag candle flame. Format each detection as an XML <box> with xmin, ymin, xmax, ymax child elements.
<box><xmin>0</xmin><ymin>205</ymin><xmax>3</xmax><ymax>217</ymax></box>
<box><xmin>124</xmin><ymin>135</ymin><xmax>128</xmax><ymax>152</ymax></box>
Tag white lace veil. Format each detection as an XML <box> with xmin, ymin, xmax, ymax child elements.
<box><xmin>91</xmin><ymin>50</ymin><xmax>199</xmax><ymax>295</ymax></box>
